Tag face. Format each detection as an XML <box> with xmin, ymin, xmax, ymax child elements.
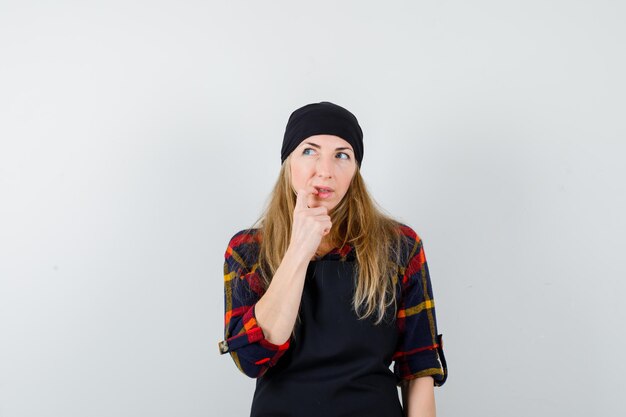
<box><xmin>289</xmin><ymin>134</ymin><xmax>357</xmax><ymax>211</ymax></box>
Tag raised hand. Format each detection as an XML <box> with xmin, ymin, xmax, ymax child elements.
<box><xmin>289</xmin><ymin>181</ymin><xmax>332</xmax><ymax>261</ymax></box>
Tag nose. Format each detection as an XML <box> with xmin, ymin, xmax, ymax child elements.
<box><xmin>315</xmin><ymin>154</ymin><xmax>333</xmax><ymax>179</ymax></box>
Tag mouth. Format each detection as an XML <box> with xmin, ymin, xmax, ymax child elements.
<box><xmin>314</xmin><ymin>186</ymin><xmax>334</xmax><ymax>199</ymax></box>
<box><xmin>314</xmin><ymin>186</ymin><xmax>334</xmax><ymax>193</ymax></box>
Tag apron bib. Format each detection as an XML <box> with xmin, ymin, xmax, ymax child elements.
<box><xmin>250</xmin><ymin>260</ymin><xmax>403</xmax><ymax>417</ymax></box>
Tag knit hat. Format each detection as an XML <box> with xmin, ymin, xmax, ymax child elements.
<box><xmin>281</xmin><ymin>101</ymin><xmax>364</xmax><ymax>166</ymax></box>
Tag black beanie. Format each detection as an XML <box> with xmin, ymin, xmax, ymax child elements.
<box><xmin>281</xmin><ymin>101</ymin><xmax>364</xmax><ymax>166</ymax></box>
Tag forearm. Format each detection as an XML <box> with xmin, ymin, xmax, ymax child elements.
<box><xmin>403</xmin><ymin>376</ymin><xmax>436</xmax><ymax>417</ymax></box>
<box><xmin>254</xmin><ymin>246</ymin><xmax>310</xmax><ymax>344</ymax></box>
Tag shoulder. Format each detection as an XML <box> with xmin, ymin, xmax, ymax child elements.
<box><xmin>224</xmin><ymin>228</ymin><xmax>262</xmax><ymax>271</ymax></box>
<box><xmin>395</xmin><ymin>221</ymin><xmax>422</xmax><ymax>245</ymax></box>
<box><xmin>226</xmin><ymin>228</ymin><xmax>262</xmax><ymax>249</ymax></box>
<box><xmin>392</xmin><ymin>221</ymin><xmax>424</xmax><ymax>266</ymax></box>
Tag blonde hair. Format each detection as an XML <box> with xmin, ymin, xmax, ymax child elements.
<box><xmin>250</xmin><ymin>154</ymin><xmax>404</xmax><ymax>325</ymax></box>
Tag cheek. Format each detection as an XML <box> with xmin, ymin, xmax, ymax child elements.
<box><xmin>337</xmin><ymin>175</ymin><xmax>355</xmax><ymax>197</ymax></box>
<box><xmin>290</xmin><ymin>164</ymin><xmax>310</xmax><ymax>188</ymax></box>
<box><xmin>339</xmin><ymin>167</ymin><xmax>356</xmax><ymax>187</ymax></box>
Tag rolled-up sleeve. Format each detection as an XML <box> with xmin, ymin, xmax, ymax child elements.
<box><xmin>393</xmin><ymin>234</ymin><xmax>448</xmax><ymax>387</ymax></box>
<box><xmin>218</xmin><ymin>232</ymin><xmax>291</xmax><ymax>378</ymax></box>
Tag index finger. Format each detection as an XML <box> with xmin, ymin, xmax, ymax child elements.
<box><xmin>295</xmin><ymin>184</ymin><xmax>317</xmax><ymax>210</ymax></box>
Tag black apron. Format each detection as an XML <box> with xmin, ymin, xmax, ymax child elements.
<box><xmin>250</xmin><ymin>260</ymin><xmax>403</xmax><ymax>417</ymax></box>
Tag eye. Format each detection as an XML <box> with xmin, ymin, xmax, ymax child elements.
<box><xmin>336</xmin><ymin>152</ymin><xmax>350</xmax><ymax>160</ymax></box>
<box><xmin>302</xmin><ymin>148</ymin><xmax>316</xmax><ymax>156</ymax></box>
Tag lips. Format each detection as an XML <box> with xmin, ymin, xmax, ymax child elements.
<box><xmin>314</xmin><ymin>186</ymin><xmax>334</xmax><ymax>193</ymax></box>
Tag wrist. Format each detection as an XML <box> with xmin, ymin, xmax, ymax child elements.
<box><xmin>284</xmin><ymin>245</ymin><xmax>313</xmax><ymax>268</ymax></box>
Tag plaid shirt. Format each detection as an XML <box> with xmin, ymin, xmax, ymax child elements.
<box><xmin>219</xmin><ymin>223</ymin><xmax>448</xmax><ymax>386</ymax></box>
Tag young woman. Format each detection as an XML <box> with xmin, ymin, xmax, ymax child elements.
<box><xmin>219</xmin><ymin>102</ymin><xmax>448</xmax><ymax>417</ymax></box>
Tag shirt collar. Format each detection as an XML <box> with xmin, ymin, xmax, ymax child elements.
<box><xmin>315</xmin><ymin>242</ymin><xmax>355</xmax><ymax>261</ymax></box>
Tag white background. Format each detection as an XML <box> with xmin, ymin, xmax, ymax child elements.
<box><xmin>1</xmin><ymin>1</ymin><xmax>625</xmax><ymax>416</ymax></box>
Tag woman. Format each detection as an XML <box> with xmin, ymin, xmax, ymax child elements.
<box><xmin>219</xmin><ymin>101</ymin><xmax>448</xmax><ymax>417</ymax></box>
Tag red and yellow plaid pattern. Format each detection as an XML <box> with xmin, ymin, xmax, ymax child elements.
<box><xmin>219</xmin><ymin>223</ymin><xmax>448</xmax><ymax>386</ymax></box>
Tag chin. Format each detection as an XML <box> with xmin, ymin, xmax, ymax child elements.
<box><xmin>325</xmin><ymin>201</ymin><xmax>338</xmax><ymax>212</ymax></box>
<box><xmin>312</xmin><ymin>200</ymin><xmax>336</xmax><ymax>211</ymax></box>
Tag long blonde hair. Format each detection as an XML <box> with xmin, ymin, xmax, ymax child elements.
<box><xmin>250</xmin><ymin>154</ymin><xmax>404</xmax><ymax>325</ymax></box>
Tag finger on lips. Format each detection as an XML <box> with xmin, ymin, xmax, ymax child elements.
<box><xmin>296</xmin><ymin>186</ymin><xmax>318</xmax><ymax>210</ymax></box>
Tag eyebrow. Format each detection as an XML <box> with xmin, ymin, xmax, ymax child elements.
<box><xmin>303</xmin><ymin>141</ymin><xmax>354</xmax><ymax>152</ymax></box>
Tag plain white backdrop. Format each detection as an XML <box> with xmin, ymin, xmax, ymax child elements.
<box><xmin>1</xmin><ymin>1</ymin><xmax>625</xmax><ymax>416</ymax></box>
